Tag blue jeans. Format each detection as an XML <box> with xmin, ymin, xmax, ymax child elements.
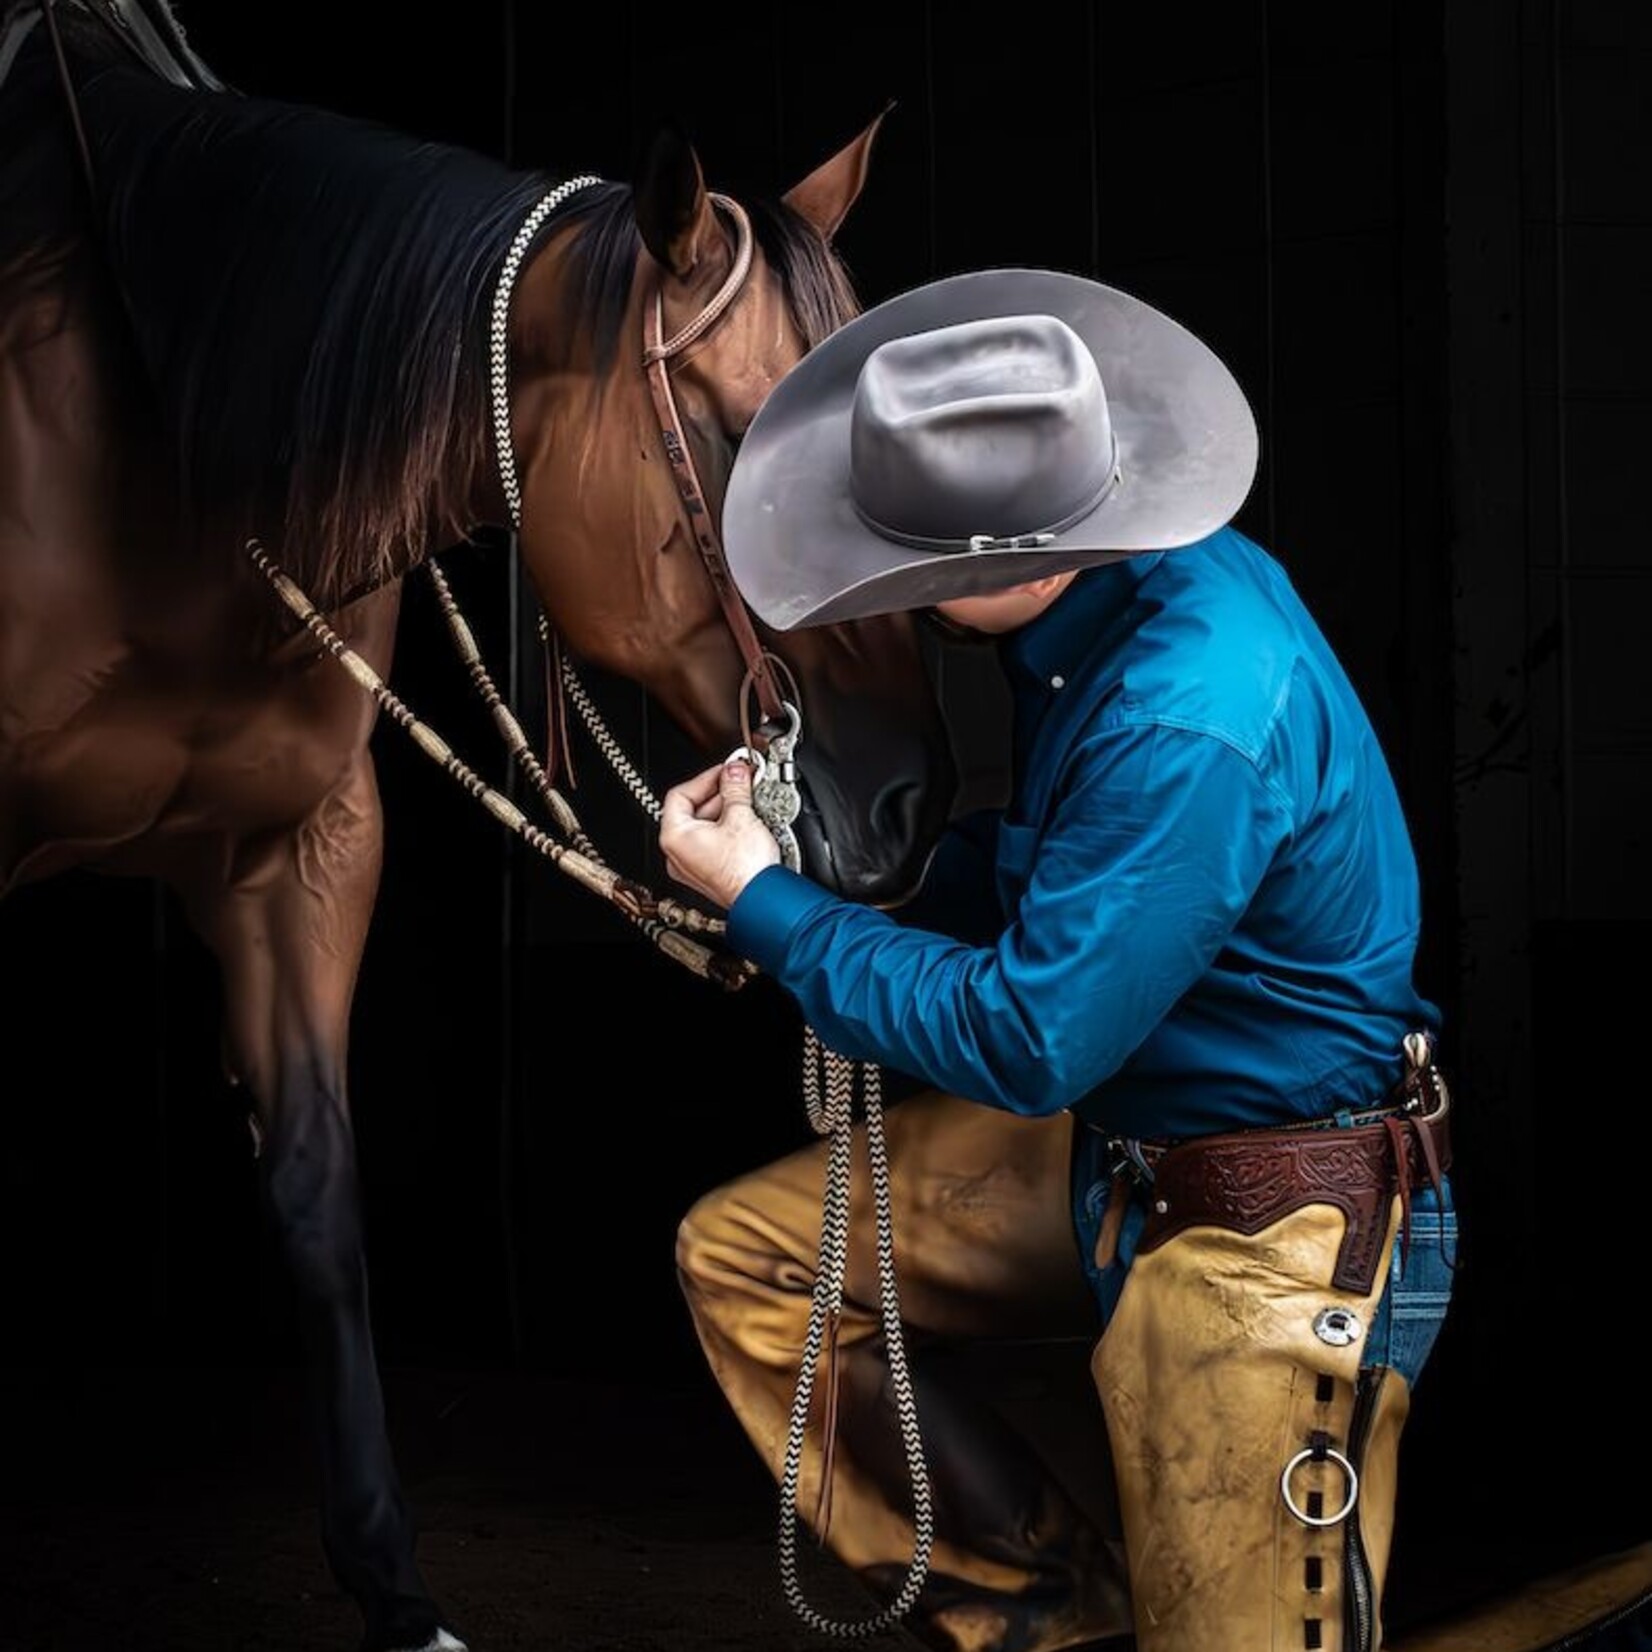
<box><xmin>1365</xmin><ymin>1179</ymin><xmax>1457</xmax><ymax>1385</ymax></box>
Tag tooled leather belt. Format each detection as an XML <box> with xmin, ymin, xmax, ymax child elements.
<box><xmin>1128</xmin><ymin>1097</ymin><xmax>1453</xmax><ymax>1296</ymax></box>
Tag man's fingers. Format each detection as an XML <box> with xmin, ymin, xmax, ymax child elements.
<box><xmin>656</xmin><ymin>754</ymin><xmax>780</xmax><ymax>907</ymax></box>
<box><xmin>720</xmin><ymin>755</ymin><xmax>756</xmax><ymax>806</ymax></box>
<box><xmin>660</xmin><ymin>762</ymin><xmax>726</xmax><ymax>825</ymax></box>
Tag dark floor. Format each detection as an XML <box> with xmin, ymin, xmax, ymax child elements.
<box><xmin>3</xmin><ymin>1357</ymin><xmax>1647</xmax><ymax>1652</ymax></box>
<box><xmin>0</xmin><ymin>1365</ymin><xmax>876</xmax><ymax>1652</ymax></box>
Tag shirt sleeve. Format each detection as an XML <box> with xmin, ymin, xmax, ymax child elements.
<box><xmin>886</xmin><ymin>807</ymin><xmax>1005</xmax><ymax>945</ymax></box>
<box><xmin>726</xmin><ymin>720</ymin><xmax>1295</xmax><ymax>1117</ymax></box>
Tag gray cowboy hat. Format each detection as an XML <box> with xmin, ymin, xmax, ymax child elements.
<box><xmin>721</xmin><ymin>267</ymin><xmax>1259</xmax><ymax>630</ymax></box>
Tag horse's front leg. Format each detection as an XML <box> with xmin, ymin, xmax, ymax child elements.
<box><xmin>180</xmin><ymin>756</ymin><xmax>463</xmax><ymax>1652</ymax></box>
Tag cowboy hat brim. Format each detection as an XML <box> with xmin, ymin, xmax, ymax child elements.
<box><xmin>722</xmin><ymin>267</ymin><xmax>1260</xmax><ymax>630</ymax></box>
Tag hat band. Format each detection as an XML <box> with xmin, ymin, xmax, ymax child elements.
<box><xmin>853</xmin><ymin>431</ymin><xmax>1122</xmax><ymax>555</ymax></box>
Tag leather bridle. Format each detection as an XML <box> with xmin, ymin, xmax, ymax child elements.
<box><xmin>489</xmin><ymin>175</ymin><xmax>806</xmax><ymax>866</ymax></box>
<box><xmin>638</xmin><ymin>190</ymin><xmax>792</xmax><ymax>733</ymax></box>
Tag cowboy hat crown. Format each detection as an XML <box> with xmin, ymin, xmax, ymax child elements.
<box><xmin>722</xmin><ymin>267</ymin><xmax>1260</xmax><ymax>630</ymax></box>
<box><xmin>850</xmin><ymin>313</ymin><xmax>1121</xmax><ymax>553</ymax></box>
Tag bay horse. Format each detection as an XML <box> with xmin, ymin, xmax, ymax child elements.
<box><xmin>0</xmin><ymin>3</ymin><xmax>958</xmax><ymax>1648</ymax></box>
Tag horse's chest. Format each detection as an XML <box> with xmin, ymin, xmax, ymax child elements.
<box><xmin>0</xmin><ymin>632</ymin><xmax>380</xmax><ymax>890</ymax></box>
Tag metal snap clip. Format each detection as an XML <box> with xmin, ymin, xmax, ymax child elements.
<box><xmin>1312</xmin><ymin>1307</ymin><xmax>1363</xmax><ymax>1347</ymax></box>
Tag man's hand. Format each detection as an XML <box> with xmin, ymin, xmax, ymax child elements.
<box><xmin>659</xmin><ymin>756</ymin><xmax>782</xmax><ymax>910</ymax></box>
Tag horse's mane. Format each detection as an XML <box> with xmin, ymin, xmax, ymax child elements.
<box><xmin>5</xmin><ymin>13</ymin><xmax>861</xmax><ymax>610</ymax></box>
<box><xmin>71</xmin><ymin>47</ymin><xmax>568</xmax><ymax>604</ymax></box>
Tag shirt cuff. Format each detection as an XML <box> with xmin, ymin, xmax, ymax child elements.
<box><xmin>726</xmin><ymin>865</ymin><xmax>838</xmax><ymax>975</ymax></box>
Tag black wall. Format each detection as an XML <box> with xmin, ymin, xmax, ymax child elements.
<box><xmin>5</xmin><ymin>0</ymin><xmax>1649</xmax><ymax>1616</ymax></box>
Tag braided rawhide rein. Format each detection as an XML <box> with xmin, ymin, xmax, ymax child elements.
<box><xmin>246</xmin><ymin>541</ymin><xmax>747</xmax><ymax>989</ymax></box>
<box><xmin>253</xmin><ymin>533</ymin><xmax>936</xmax><ymax>1631</ymax></box>
<box><xmin>430</xmin><ymin>547</ymin><xmax>936</xmax><ymax>1632</ymax></box>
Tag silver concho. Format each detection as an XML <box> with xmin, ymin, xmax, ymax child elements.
<box><xmin>1312</xmin><ymin>1307</ymin><xmax>1363</xmax><ymax>1347</ymax></box>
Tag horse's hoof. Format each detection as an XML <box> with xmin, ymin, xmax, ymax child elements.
<box><xmin>402</xmin><ymin>1633</ymin><xmax>467</xmax><ymax>1652</ymax></box>
<box><xmin>363</xmin><ymin>1596</ymin><xmax>467</xmax><ymax>1652</ymax></box>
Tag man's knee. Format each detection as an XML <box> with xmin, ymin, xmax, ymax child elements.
<box><xmin>676</xmin><ymin>1159</ymin><xmax>822</xmax><ymax>1337</ymax></box>
<box><xmin>675</xmin><ymin>1180</ymin><xmax>739</xmax><ymax>1299</ymax></box>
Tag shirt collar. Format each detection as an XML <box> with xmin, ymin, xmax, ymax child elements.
<box><xmin>1000</xmin><ymin>551</ymin><xmax>1168</xmax><ymax>690</ymax></box>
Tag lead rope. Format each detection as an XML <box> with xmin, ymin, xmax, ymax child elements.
<box><xmin>539</xmin><ymin>610</ymin><xmax>936</xmax><ymax>1636</ymax></box>
<box><xmin>549</xmin><ymin>629</ymin><xmax>935</xmax><ymax>1634</ymax></box>
<box><xmin>784</xmin><ymin>1035</ymin><xmax>935</xmax><ymax>1636</ymax></box>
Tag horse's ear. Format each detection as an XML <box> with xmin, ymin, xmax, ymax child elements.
<box><xmin>633</xmin><ymin>124</ymin><xmax>714</xmax><ymax>281</ymax></box>
<box><xmin>781</xmin><ymin>101</ymin><xmax>893</xmax><ymax>242</ymax></box>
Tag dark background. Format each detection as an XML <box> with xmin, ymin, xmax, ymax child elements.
<box><xmin>4</xmin><ymin>1</ymin><xmax>1650</xmax><ymax>1646</ymax></box>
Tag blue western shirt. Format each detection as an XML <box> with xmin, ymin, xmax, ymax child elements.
<box><xmin>727</xmin><ymin>527</ymin><xmax>1441</xmax><ymax>1139</ymax></box>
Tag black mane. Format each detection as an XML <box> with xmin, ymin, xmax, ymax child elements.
<box><xmin>5</xmin><ymin>12</ymin><xmax>861</xmax><ymax>609</ymax></box>
<box><xmin>75</xmin><ymin>48</ymin><xmax>577</xmax><ymax>603</ymax></box>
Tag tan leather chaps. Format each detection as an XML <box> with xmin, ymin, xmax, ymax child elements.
<box><xmin>676</xmin><ymin>1089</ymin><xmax>1419</xmax><ymax>1652</ymax></box>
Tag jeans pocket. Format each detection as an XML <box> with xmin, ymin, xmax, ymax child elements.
<box><xmin>1370</xmin><ymin>1177</ymin><xmax>1459</xmax><ymax>1386</ymax></box>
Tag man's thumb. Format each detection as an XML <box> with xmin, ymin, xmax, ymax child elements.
<box><xmin>722</xmin><ymin>755</ymin><xmax>756</xmax><ymax>804</ymax></box>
